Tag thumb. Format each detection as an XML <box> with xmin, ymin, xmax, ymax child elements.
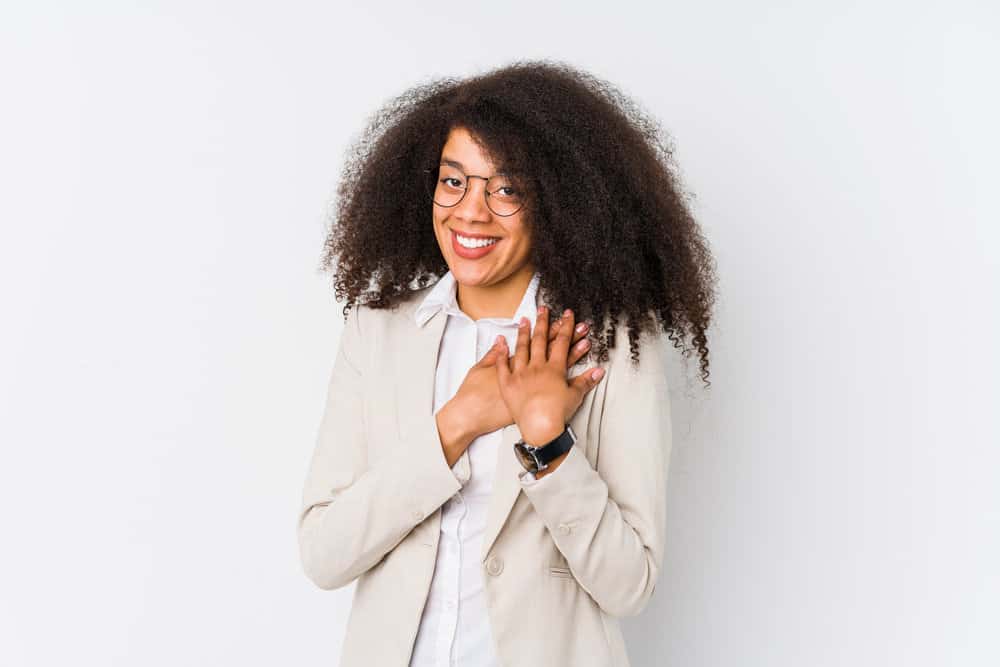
<box><xmin>477</xmin><ymin>337</ymin><xmax>505</xmax><ymax>366</ymax></box>
<box><xmin>495</xmin><ymin>337</ymin><xmax>511</xmax><ymax>382</ymax></box>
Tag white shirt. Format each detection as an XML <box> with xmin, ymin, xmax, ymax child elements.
<box><xmin>408</xmin><ymin>269</ymin><xmax>545</xmax><ymax>667</ymax></box>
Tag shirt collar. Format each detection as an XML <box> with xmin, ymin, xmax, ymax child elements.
<box><xmin>414</xmin><ymin>270</ymin><xmax>541</xmax><ymax>328</ymax></box>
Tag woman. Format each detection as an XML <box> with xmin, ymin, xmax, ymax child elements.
<box><xmin>297</xmin><ymin>60</ymin><xmax>717</xmax><ymax>667</ymax></box>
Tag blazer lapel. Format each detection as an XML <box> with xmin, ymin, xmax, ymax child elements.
<box><xmin>480</xmin><ymin>421</ymin><xmax>524</xmax><ymax>562</ymax></box>
<box><xmin>393</xmin><ymin>304</ymin><xmax>525</xmax><ymax>565</ymax></box>
<box><xmin>394</xmin><ymin>306</ymin><xmax>447</xmax><ymax>446</ymax></box>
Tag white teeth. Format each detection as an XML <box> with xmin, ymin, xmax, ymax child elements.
<box><xmin>456</xmin><ymin>234</ymin><xmax>499</xmax><ymax>249</ymax></box>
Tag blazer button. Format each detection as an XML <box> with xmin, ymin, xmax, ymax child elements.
<box><xmin>557</xmin><ymin>523</ymin><xmax>572</xmax><ymax>536</ymax></box>
<box><xmin>485</xmin><ymin>555</ymin><xmax>504</xmax><ymax>576</ymax></box>
<box><xmin>411</xmin><ymin>509</ymin><xmax>424</xmax><ymax>521</ymax></box>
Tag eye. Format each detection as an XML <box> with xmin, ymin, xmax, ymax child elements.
<box><xmin>440</xmin><ymin>177</ymin><xmax>465</xmax><ymax>189</ymax></box>
<box><xmin>495</xmin><ymin>186</ymin><xmax>519</xmax><ymax>198</ymax></box>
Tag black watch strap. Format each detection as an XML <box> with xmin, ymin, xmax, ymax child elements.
<box><xmin>514</xmin><ymin>424</ymin><xmax>577</xmax><ymax>472</ymax></box>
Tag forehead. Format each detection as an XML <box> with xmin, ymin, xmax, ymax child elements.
<box><xmin>440</xmin><ymin>126</ymin><xmax>501</xmax><ymax>173</ymax></box>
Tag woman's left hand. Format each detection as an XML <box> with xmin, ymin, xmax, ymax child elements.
<box><xmin>496</xmin><ymin>305</ymin><xmax>607</xmax><ymax>445</ymax></box>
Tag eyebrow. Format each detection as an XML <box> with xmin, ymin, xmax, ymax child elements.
<box><xmin>440</xmin><ymin>157</ymin><xmax>508</xmax><ymax>176</ymax></box>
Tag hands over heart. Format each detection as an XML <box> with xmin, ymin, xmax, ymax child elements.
<box><xmin>494</xmin><ymin>306</ymin><xmax>606</xmax><ymax>446</ymax></box>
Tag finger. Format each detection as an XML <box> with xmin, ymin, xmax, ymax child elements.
<box><xmin>567</xmin><ymin>335</ymin><xmax>591</xmax><ymax>368</ymax></box>
<box><xmin>549</xmin><ymin>318</ymin><xmax>588</xmax><ymax>347</ymax></box>
<box><xmin>530</xmin><ymin>305</ymin><xmax>549</xmax><ymax>363</ymax></box>
<box><xmin>476</xmin><ymin>335</ymin><xmax>500</xmax><ymax>366</ymax></box>
<box><xmin>547</xmin><ymin>308</ymin><xmax>575</xmax><ymax>367</ymax></box>
<box><xmin>568</xmin><ymin>364</ymin><xmax>606</xmax><ymax>398</ymax></box>
<box><xmin>478</xmin><ymin>337</ymin><xmax>504</xmax><ymax>366</ymax></box>
<box><xmin>513</xmin><ymin>314</ymin><xmax>531</xmax><ymax>372</ymax></box>
<box><xmin>496</xmin><ymin>336</ymin><xmax>510</xmax><ymax>381</ymax></box>
<box><xmin>551</xmin><ymin>319</ymin><xmax>590</xmax><ymax>370</ymax></box>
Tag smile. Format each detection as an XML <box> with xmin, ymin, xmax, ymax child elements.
<box><xmin>451</xmin><ymin>229</ymin><xmax>501</xmax><ymax>259</ymax></box>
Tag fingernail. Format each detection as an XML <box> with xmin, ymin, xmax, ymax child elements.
<box><xmin>576</xmin><ymin>322</ymin><xmax>587</xmax><ymax>333</ymax></box>
<box><xmin>520</xmin><ymin>317</ymin><xmax>529</xmax><ymax>328</ymax></box>
<box><xmin>592</xmin><ymin>368</ymin><xmax>605</xmax><ymax>381</ymax></box>
<box><xmin>563</xmin><ymin>308</ymin><xmax>571</xmax><ymax>318</ymax></box>
<box><xmin>537</xmin><ymin>305</ymin><xmax>545</xmax><ymax>315</ymax></box>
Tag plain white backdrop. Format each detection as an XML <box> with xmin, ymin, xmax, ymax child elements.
<box><xmin>1</xmin><ymin>2</ymin><xmax>997</xmax><ymax>665</ymax></box>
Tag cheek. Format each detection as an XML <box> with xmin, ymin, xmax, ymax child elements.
<box><xmin>508</xmin><ymin>225</ymin><xmax>531</xmax><ymax>252</ymax></box>
<box><xmin>432</xmin><ymin>214</ymin><xmax>447</xmax><ymax>237</ymax></box>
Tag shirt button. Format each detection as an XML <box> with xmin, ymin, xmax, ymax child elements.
<box><xmin>485</xmin><ymin>555</ymin><xmax>504</xmax><ymax>576</ymax></box>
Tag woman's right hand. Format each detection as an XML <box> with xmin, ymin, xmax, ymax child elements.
<box><xmin>437</xmin><ymin>318</ymin><xmax>594</xmax><ymax>458</ymax></box>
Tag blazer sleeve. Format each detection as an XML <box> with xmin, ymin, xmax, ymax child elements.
<box><xmin>297</xmin><ymin>304</ymin><xmax>464</xmax><ymax>591</ymax></box>
<box><xmin>518</xmin><ymin>330</ymin><xmax>672</xmax><ymax>617</ymax></box>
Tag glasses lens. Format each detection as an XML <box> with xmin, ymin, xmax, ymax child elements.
<box><xmin>426</xmin><ymin>164</ymin><xmax>466</xmax><ymax>207</ymax></box>
<box><xmin>486</xmin><ymin>174</ymin><xmax>525</xmax><ymax>216</ymax></box>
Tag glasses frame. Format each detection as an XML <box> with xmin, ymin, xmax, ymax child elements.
<box><xmin>421</xmin><ymin>165</ymin><xmax>527</xmax><ymax>217</ymax></box>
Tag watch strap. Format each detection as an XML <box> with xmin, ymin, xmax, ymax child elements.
<box><xmin>514</xmin><ymin>424</ymin><xmax>576</xmax><ymax>471</ymax></box>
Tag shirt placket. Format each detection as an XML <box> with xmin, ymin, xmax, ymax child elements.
<box><xmin>436</xmin><ymin>490</ymin><xmax>467</xmax><ymax>665</ymax></box>
<box><xmin>435</xmin><ymin>319</ymin><xmax>477</xmax><ymax>667</ymax></box>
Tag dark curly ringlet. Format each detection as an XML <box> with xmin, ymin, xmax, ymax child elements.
<box><xmin>320</xmin><ymin>59</ymin><xmax>719</xmax><ymax>386</ymax></box>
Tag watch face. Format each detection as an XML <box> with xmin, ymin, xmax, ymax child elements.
<box><xmin>513</xmin><ymin>442</ymin><xmax>538</xmax><ymax>472</ymax></box>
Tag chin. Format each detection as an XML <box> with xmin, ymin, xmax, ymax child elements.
<box><xmin>449</xmin><ymin>264</ymin><xmax>495</xmax><ymax>285</ymax></box>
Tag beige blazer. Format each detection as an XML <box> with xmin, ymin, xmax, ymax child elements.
<box><xmin>297</xmin><ymin>285</ymin><xmax>673</xmax><ymax>667</ymax></box>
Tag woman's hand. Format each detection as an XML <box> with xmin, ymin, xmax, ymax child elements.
<box><xmin>495</xmin><ymin>306</ymin><xmax>606</xmax><ymax>446</ymax></box>
<box><xmin>442</xmin><ymin>315</ymin><xmax>594</xmax><ymax>449</ymax></box>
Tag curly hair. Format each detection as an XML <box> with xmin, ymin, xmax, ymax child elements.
<box><xmin>319</xmin><ymin>59</ymin><xmax>718</xmax><ymax>386</ymax></box>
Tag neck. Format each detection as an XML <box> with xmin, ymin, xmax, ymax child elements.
<box><xmin>455</xmin><ymin>265</ymin><xmax>536</xmax><ymax>321</ymax></box>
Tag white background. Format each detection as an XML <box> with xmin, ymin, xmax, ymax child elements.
<box><xmin>1</xmin><ymin>2</ymin><xmax>997</xmax><ymax>666</ymax></box>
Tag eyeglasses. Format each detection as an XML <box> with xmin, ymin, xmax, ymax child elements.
<box><xmin>422</xmin><ymin>163</ymin><xmax>527</xmax><ymax>217</ymax></box>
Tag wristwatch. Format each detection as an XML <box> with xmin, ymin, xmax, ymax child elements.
<box><xmin>513</xmin><ymin>424</ymin><xmax>577</xmax><ymax>474</ymax></box>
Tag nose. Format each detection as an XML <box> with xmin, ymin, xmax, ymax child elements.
<box><xmin>451</xmin><ymin>176</ymin><xmax>492</xmax><ymax>222</ymax></box>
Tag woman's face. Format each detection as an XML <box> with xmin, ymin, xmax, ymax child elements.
<box><xmin>431</xmin><ymin>126</ymin><xmax>534</xmax><ymax>288</ymax></box>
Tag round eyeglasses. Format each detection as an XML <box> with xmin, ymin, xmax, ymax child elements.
<box><xmin>422</xmin><ymin>163</ymin><xmax>527</xmax><ymax>217</ymax></box>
